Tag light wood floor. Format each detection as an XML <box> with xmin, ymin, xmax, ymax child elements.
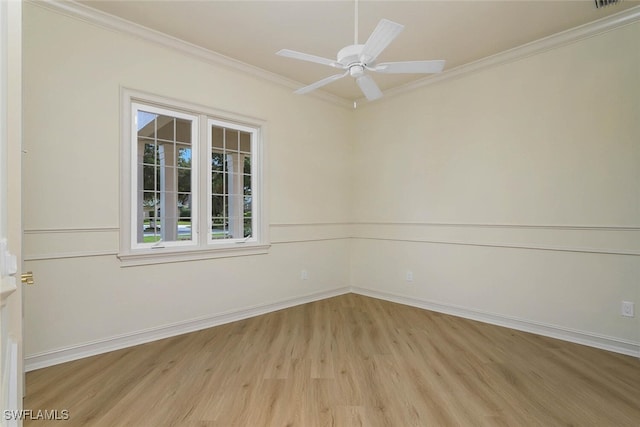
<box><xmin>25</xmin><ymin>294</ymin><xmax>640</xmax><ymax>426</ymax></box>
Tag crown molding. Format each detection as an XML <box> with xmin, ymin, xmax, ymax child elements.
<box><xmin>358</xmin><ymin>5</ymin><xmax>640</xmax><ymax>106</ymax></box>
<box><xmin>25</xmin><ymin>2</ymin><xmax>640</xmax><ymax>109</ymax></box>
<box><xmin>29</xmin><ymin>0</ymin><xmax>353</xmax><ymax>109</ymax></box>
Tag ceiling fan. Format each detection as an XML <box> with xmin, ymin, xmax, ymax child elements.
<box><xmin>276</xmin><ymin>1</ymin><xmax>445</xmax><ymax>101</ymax></box>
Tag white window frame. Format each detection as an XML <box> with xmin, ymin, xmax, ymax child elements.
<box><xmin>119</xmin><ymin>89</ymin><xmax>269</xmax><ymax>266</ymax></box>
<box><xmin>130</xmin><ymin>102</ymin><xmax>199</xmax><ymax>251</ymax></box>
<box><xmin>207</xmin><ymin>119</ymin><xmax>259</xmax><ymax>246</ymax></box>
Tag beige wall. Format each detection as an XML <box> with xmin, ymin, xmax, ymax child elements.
<box><xmin>352</xmin><ymin>22</ymin><xmax>640</xmax><ymax>346</ymax></box>
<box><xmin>22</xmin><ymin>3</ymin><xmax>639</xmax><ymax>364</ymax></box>
<box><xmin>22</xmin><ymin>4</ymin><xmax>352</xmax><ymax>359</ymax></box>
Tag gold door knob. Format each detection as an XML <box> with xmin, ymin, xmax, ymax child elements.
<box><xmin>21</xmin><ymin>271</ymin><xmax>34</xmax><ymax>285</ymax></box>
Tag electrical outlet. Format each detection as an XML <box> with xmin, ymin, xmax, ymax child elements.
<box><xmin>405</xmin><ymin>271</ymin><xmax>414</xmax><ymax>282</ymax></box>
<box><xmin>621</xmin><ymin>301</ymin><xmax>634</xmax><ymax>317</ymax></box>
<box><xmin>300</xmin><ymin>269</ymin><xmax>308</xmax><ymax>281</ymax></box>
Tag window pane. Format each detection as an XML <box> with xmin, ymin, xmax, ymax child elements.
<box><xmin>212</xmin><ymin>172</ymin><xmax>224</xmax><ymax>194</ymax></box>
<box><xmin>244</xmin><ymin>219</ymin><xmax>252</xmax><ymax>238</ymax></box>
<box><xmin>239</xmin><ymin>132</ymin><xmax>251</xmax><ymax>153</ymax></box>
<box><xmin>243</xmin><ymin>175</ymin><xmax>251</xmax><ymax>196</ymax></box>
<box><xmin>211</xmin><ymin>126</ymin><xmax>224</xmax><ymax>150</ymax></box>
<box><xmin>224</xmin><ymin>172</ymin><xmax>231</xmax><ymax>194</ymax></box>
<box><xmin>178</xmin><ymin>196</ymin><xmax>191</xmax><ymax>219</ymax></box>
<box><xmin>177</xmin><ymin>144</ymin><xmax>192</xmax><ymax>168</ymax></box>
<box><xmin>243</xmin><ymin>156</ymin><xmax>251</xmax><ymax>174</ymax></box>
<box><xmin>225</xmin><ymin>154</ymin><xmax>236</xmax><ymax>174</ymax></box>
<box><xmin>211</xmin><ymin>195</ymin><xmax>225</xmax><ymax>218</ymax></box>
<box><xmin>175</xmin><ymin>119</ymin><xmax>191</xmax><ymax>143</ymax></box>
<box><xmin>155</xmin><ymin>117</ymin><xmax>175</xmax><ymax>141</ymax></box>
<box><xmin>227</xmin><ymin>173</ymin><xmax>242</xmax><ymax>197</ymax></box>
<box><xmin>157</xmin><ymin>142</ymin><xmax>172</xmax><ymax>165</ymax></box>
<box><xmin>178</xmin><ymin>219</ymin><xmax>192</xmax><ymax>241</ymax></box>
<box><xmin>178</xmin><ymin>169</ymin><xmax>191</xmax><ymax>193</ymax></box>
<box><xmin>164</xmin><ymin>217</ymin><xmax>180</xmax><ymax>241</ymax></box>
<box><xmin>137</xmin><ymin>111</ymin><xmax>158</xmax><ymax>138</ymax></box>
<box><xmin>143</xmin><ymin>165</ymin><xmax>157</xmax><ymax>191</ymax></box>
<box><xmin>144</xmin><ymin>234</ymin><xmax>162</xmax><ymax>244</ymax></box>
<box><xmin>225</xmin><ymin>129</ymin><xmax>239</xmax><ymax>152</ymax></box>
<box><xmin>211</xmin><ymin>217</ymin><xmax>227</xmax><ymax>239</ymax></box>
<box><xmin>244</xmin><ymin>196</ymin><xmax>252</xmax><ymax>215</ymax></box>
<box><xmin>142</xmin><ymin>142</ymin><xmax>158</xmax><ymax>165</ymax></box>
<box><xmin>143</xmin><ymin>191</ymin><xmax>160</xmax><ymax>207</ymax></box>
<box><xmin>211</xmin><ymin>151</ymin><xmax>224</xmax><ymax>172</ymax></box>
<box><xmin>140</xmin><ymin>191</ymin><xmax>161</xmax><ymax>244</ymax></box>
<box><xmin>160</xmin><ymin>166</ymin><xmax>177</xmax><ymax>189</ymax></box>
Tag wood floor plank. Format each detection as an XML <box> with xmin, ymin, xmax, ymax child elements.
<box><xmin>24</xmin><ymin>294</ymin><xmax>640</xmax><ymax>426</ymax></box>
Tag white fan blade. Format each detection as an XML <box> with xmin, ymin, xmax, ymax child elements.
<box><xmin>277</xmin><ymin>49</ymin><xmax>340</xmax><ymax>68</ymax></box>
<box><xmin>360</xmin><ymin>19</ymin><xmax>404</xmax><ymax>64</ymax></box>
<box><xmin>374</xmin><ymin>60</ymin><xmax>445</xmax><ymax>74</ymax></box>
<box><xmin>295</xmin><ymin>71</ymin><xmax>349</xmax><ymax>95</ymax></box>
<box><xmin>356</xmin><ymin>75</ymin><xmax>383</xmax><ymax>101</ymax></box>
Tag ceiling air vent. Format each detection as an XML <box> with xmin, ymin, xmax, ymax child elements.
<box><xmin>595</xmin><ymin>0</ymin><xmax>620</xmax><ymax>8</ymax></box>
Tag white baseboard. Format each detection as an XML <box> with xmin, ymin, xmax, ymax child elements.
<box><xmin>25</xmin><ymin>285</ymin><xmax>638</xmax><ymax>371</ymax></box>
<box><xmin>25</xmin><ymin>287</ymin><xmax>351</xmax><ymax>371</ymax></box>
<box><xmin>350</xmin><ymin>286</ymin><xmax>640</xmax><ymax>358</ymax></box>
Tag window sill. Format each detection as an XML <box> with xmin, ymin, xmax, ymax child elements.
<box><xmin>117</xmin><ymin>243</ymin><xmax>270</xmax><ymax>267</ymax></box>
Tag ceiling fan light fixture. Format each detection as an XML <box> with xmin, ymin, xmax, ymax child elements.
<box><xmin>349</xmin><ymin>65</ymin><xmax>365</xmax><ymax>78</ymax></box>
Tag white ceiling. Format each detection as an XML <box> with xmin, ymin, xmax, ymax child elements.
<box><xmin>78</xmin><ymin>0</ymin><xmax>639</xmax><ymax>101</ymax></box>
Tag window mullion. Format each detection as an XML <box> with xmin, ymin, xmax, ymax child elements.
<box><xmin>198</xmin><ymin>114</ymin><xmax>208</xmax><ymax>248</ymax></box>
<box><xmin>223</xmin><ymin>128</ymin><xmax>227</xmax><ymax>239</ymax></box>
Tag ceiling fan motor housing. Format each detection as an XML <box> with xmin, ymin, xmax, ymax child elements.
<box><xmin>337</xmin><ymin>44</ymin><xmax>373</xmax><ymax>68</ymax></box>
